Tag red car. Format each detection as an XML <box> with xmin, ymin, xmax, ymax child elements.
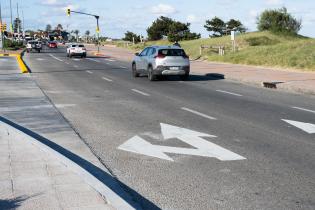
<box><xmin>48</xmin><ymin>42</ymin><xmax>57</xmax><ymax>48</ymax></box>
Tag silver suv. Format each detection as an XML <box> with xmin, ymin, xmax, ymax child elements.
<box><xmin>132</xmin><ymin>46</ymin><xmax>190</xmax><ymax>81</ymax></box>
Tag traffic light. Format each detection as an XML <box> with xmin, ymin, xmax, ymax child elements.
<box><xmin>96</xmin><ymin>26</ymin><xmax>100</xmax><ymax>34</ymax></box>
<box><xmin>0</xmin><ymin>23</ymin><xmax>7</xmax><ymax>32</ymax></box>
<box><xmin>67</xmin><ymin>8</ymin><xmax>71</xmax><ymax>16</ymax></box>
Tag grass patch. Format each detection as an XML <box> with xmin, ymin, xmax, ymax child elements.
<box><xmin>113</xmin><ymin>31</ymin><xmax>315</xmax><ymax>71</ymax></box>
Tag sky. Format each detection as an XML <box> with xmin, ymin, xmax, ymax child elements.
<box><xmin>0</xmin><ymin>0</ymin><xmax>314</xmax><ymax>38</ymax></box>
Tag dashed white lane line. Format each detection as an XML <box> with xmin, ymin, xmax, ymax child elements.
<box><xmin>73</xmin><ymin>65</ymin><xmax>79</xmax><ymax>68</ymax></box>
<box><xmin>292</xmin><ymin>106</ymin><xmax>315</xmax><ymax>114</ymax></box>
<box><xmin>131</xmin><ymin>89</ymin><xmax>150</xmax><ymax>96</ymax></box>
<box><xmin>105</xmin><ymin>59</ymin><xmax>116</xmax><ymax>62</ymax></box>
<box><xmin>216</xmin><ymin>90</ymin><xmax>243</xmax><ymax>97</ymax></box>
<box><xmin>106</xmin><ymin>63</ymin><xmax>111</xmax><ymax>65</ymax></box>
<box><xmin>102</xmin><ymin>77</ymin><xmax>113</xmax><ymax>82</ymax></box>
<box><xmin>87</xmin><ymin>58</ymin><xmax>101</xmax><ymax>63</ymax></box>
<box><xmin>119</xmin><ymin>66</ymin><xmax>127</xmax><ymax>69</ymax></box>
<box><xmin>73</xmin><ymin>58</ymin><xmax>81</xmax><ymax>61</ymax></box>
<box><xmin>49</xmin><ymin>54</ymin><xmax>63</xmax><ymax>62</ymax></box>
<box><xmin>181</xmin><ymin>107</ymin><xmax>217</xmax><ymax>120</ymax></box>
<box><xmin>65</xmin><ymin>62</ymin><xmax>70</xmax><ymax>65</ymax></box>
<box><xmin>86</xmin><ymin>70</ymin><xmax>93</xmax><ymax>74</ymax></box>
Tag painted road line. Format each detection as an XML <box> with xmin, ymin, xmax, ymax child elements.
<box><xmin>86</xmin><ymin>70</ymin><xmax>93</xmax><ymax>74</ymax></box>
<box><xmin>118</xmin><ymin>123</ymin><xmax>246</xmax><ymax>161</ymax></box>
<box><xmin>73</xmin><ymin>58</ymin><xmax>81</xmax><ymax>61</ymax></box>
<box><xmin>73</xmin><ymin>65</ymin><xmax>79</xmax><ymax>68</ymax></box>
<box><xmin>119</xmin><ymin>66</ymin><xmax>127</xmax><ymax>69</ymax></box>
<box><xmin>181</xmin><ymin>107</ymin><xmax>217</xmax><ymax>120</ymax></box>
<box><xmin>131</xmin><ymin>89</ymin><xmax>150</xmax><ymax>96</ymax></box>
<box><xmin>65</xmin><ymin>62</ymin><xmax>70</xmax><ymax>65</ymax></box>
<box><xmin>292</xmin><ymin>106</ymin><xmax>315</xmax><ymax>114</ymax></box>
<box><xmin>87</xmin><ymin>58</ymin><xmax>101</xmax><ymax>63</ymax></box>
<box><xmin>282</xmin><ymin>119</ymin><xmax>315</xmax><ymax>134</ymax></box>
<box><xmin>216</xmin><ymin>90</ymin><xmax>243</xmax><ymax>97</ymax></box>
<box><xmin>105</xmin><ymin>59</ymin><xmax>116</xmax><ymax>62</ymax></box>
<box><xmin>49</xmin><ymin>54</ymin><xmax>63</xmax><ymax>62</ymax></box>
<box><xmin>106</xmin><ymin>63</ymin><xmax>111</xmax><ymax>65</ymax></box>
<box><xmin>102</xmin><ymin>77</ymin><xmax>113</xmax><ymax>82</ymax></box>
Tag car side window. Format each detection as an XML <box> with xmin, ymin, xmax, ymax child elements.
<box><xmin>150</xmin><ymin>48</ymin><xmax>156</xmax><ymax>56</ymax></box>
<box><xmin>140</xmin><ymin>48</ymin><xmax>149</xmax><ymax>56</ymax></box>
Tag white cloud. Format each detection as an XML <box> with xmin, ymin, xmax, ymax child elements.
<box><xmin>40</xmin><ymin>0</ymin><xmax>66</xmax><ymax>7</ymax></box>
<box><xmin>186</xmin><ymin>15</ymin><xmax>202</xmax><ymax>24</ymax></box>
<box><xmin>265</xmin><ymin>0</ymin><xmax>283</xmax><ymax>5</ymax></box>
<box><xmin>151</xmin><ymin>4</ymin><xmax>176</xmax><ymax>15</ymax></box>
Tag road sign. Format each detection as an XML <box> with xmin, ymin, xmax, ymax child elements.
<box><xmin>283</xmin><ymin>119</ymin><xmax>315</xmax><ymax>134</ymax></box>
<box><xmin>231</xmin><ymin>31</ymin><xmax>235</xmax><ymax>41</ymax></box>
<box><xmin>118</xmin><ymin>123</ymin><xmax>246</xmax><ymax>161</ymax></box>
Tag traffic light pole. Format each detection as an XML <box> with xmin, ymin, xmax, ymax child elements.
<box><xmin>68</xmin><ymin>10</ymin><xmax>100</xmax><ymax>53</ymax></box>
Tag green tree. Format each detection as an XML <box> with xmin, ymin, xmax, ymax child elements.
<box><xmin>226</xmin><ymin>19</ymin><xmax>247</xmax><ymax>33</ymax></box>
<box><xmin>45</xmin><ymin>24</ymin><xmax>52</xmax><ymax>32</ymax></box>
<box><xmin>147</xmin><ymin>16</ymin><xmax>200</xmax><ymax>42</ymax></box>
<box><xmin>204</xmin><ymin>17</ymin><xmax>225</xmax><ymax>37</ymax></box>
<box><xmin>123</xmin><ymin>31</ymin><xmax>141</xmax><ymax>43</ymax></box>
<box><xmin>13</xmin><ymin>18</ymin><xmax>22</xmax><ymax>33</ymax></box>
<box><xmin>257</xmin><ymin>7</ymin><xmax>302</xmax><ymax>35</ymax></box>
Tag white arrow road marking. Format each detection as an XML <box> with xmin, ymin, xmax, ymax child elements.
<box><xmin>282</xmin><ymin>119</ymin><xmax>315</xmax><ymax>134</ymax></box>
<box><xmin>118</xmin><ymin>123</ymin><xmax>246</xmax><ymax>161</ymax></box>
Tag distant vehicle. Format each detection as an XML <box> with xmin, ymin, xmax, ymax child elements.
<box><xmin>48</xmin><ymin>42</ymin><xmax>58</xmax><ymax>48</ymax></box>
<box><xmin>67</xmin><ymin>44</ymin><xmax>87</xmax><ymax>58</ymax></box>
<box><xmin>26</xmin><ymin>40</ymin><xmax>42</xmax><ymax>53</ymax></box>
<box><xmin>132</xmin><ymin>46</ymin><xmax>190</xmax><ymax>81</ymax></box>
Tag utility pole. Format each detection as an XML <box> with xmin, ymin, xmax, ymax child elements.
<box><xmin>10</xmin><ymin>0</ymin><xmax>13</xmax><ymax>34</ymax></box>
<box><xmin>0</xmin><ymin>2</ymin><xmax>5</xmax><ymax>52</ymax></box>
<box><xmin>17</xmin><ymin>2</ymin><xmax>20</xmax><ymax>39</ymax></box>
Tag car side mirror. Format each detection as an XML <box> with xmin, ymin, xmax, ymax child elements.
<box><xmin>135</xmin><ymin>52</ymin><xmax>140</xmax><ymax>56</ymax></box>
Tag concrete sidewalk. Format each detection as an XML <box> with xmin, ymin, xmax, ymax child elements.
<box><xmin>87</xmin><ymin>45</ymin><xmax>315</xmax><ymax>95</ymax></box>
<box><xmin>0</xmin><ymin>57</ymin><xmax>136</xmax><ymax>209</ymax></box>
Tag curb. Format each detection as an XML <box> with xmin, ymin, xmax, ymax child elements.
<box><xmin>0</xmin><ymin>51</ymin><xmax>29</xmax><ymax>74</ymax></box>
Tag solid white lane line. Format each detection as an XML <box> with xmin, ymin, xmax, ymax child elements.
<box><xmin>102</xmin><ymin>77</ymin><xmax>113</xmax><ymax>82</ymax></box>
<box><xmin>86</xmin><ymin>70</ymin><xmax>93</xmax><ymax>74</ymax></box>
<box><xmin>292</xmin><ymin>106</ymin><xmax>315</xmax><ymax>114</ymax></box>
<box><xmin>49</xmin><ymin>54</ymin><xmax>63</xmax><ymax>62</ymax></box>
<box><xmin>216</xmin><ymin>90</ymin><xmax>243</xmax><ymax>97</ymax></box>
<box><xmin>131</xmin><ymin>89</ymin><xmax>150</xmax><ymax>96</ymax></box>
<box><xmin>181</xmin><ymin>107</ymin><xmax>217</xmax><ymax>120</ymax></box>
<box><xmin>87</xmin><ymin>58</ymin><xmax>101</xmax><ymax>63</ymax></box>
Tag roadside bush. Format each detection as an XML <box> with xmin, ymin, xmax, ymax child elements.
<box><xmin>3</xmin><ymin>39</ymin><xmax>24</xmax><ymax>49</ymax></box>
<box><xmin>257</xmin><ymin>7</ymin><xmax>302</xmax><ymax>35</ymax></box>
<box><xmin>246</xmin><ymin>36</ymin><xmax>279</xmax><ymax>46</ymax></box>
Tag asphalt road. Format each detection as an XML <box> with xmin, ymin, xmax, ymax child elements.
<box><xmin>23</xmin><ymin>46</ymin><xmax>315</xmax><ymax>210</ymax></box>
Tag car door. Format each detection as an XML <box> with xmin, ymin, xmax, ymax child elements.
<box><xmin>143</xmin><ymin>48</ymin><xmax>154</xmax><ymax>72</ymax></box>
<box><xmin>137</xmin><ymin>48</ymin><xmax>149</xmax><ymax>71</ymax></box>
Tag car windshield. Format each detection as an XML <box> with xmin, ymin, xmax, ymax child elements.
<box><xmin>159</xmin><ymin>49</ymin><xmax>186</xmax><ymax>56</ymax></box>
<box><xmin>78</xmin><ymin>45</ymin><xmax>84</xmax><ymax>47</ymax></box>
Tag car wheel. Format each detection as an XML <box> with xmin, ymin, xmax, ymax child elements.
<box><xmin>148</xmin><ymin>66</ymin><xmax>156</xmax><ymax>81</ymax></box>
<box><xmin>132</xmin><ymin>63</ymin><xmax>139</xmax><ymax>77</ymax></box>
<box><xmin>180</xmin><ymin>74</ymin><xmax>189</xmax><ymax>81</ymax></box>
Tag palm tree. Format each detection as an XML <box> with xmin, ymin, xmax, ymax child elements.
<box><xmin>74</xmin><ymin>30</ymin><xmax>79</xmax><ymax>42</ymax></box>
<box><xmin>85</xmin><ymin>30</ymin><xmax>90</xmax><ymax>43</ymax></box>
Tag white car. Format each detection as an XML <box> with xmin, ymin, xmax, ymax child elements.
<box><xmin>26</xmin><ymin>41</ymin><xmax>42</xmax><ymax>53</ymax></box>
<box><xmin>67</xmin><ymin>44</ymin><xmax>87</xmax><ymax>58</ymax></box>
